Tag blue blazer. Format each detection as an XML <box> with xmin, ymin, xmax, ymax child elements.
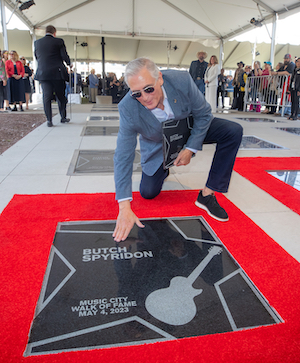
<box><xmin>114</xmin><ymin>69</ymin><xmax>213</xmax><ymax>200</ymax></box>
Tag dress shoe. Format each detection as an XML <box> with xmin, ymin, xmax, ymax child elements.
<box><xmin>47</xmin><ymin>121</ymin><xmax>53</xmax><ymax>127</ymax></box>
<box><xmin>61</xmin><ymin>118</ymin><xmax>70</xmax><ymax>123</ymax></box>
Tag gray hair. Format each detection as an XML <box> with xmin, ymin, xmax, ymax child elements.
<box><xmin>124</xmin><ymin>57</ymin><xmax>160</xmax><ymax>85</ymax></box>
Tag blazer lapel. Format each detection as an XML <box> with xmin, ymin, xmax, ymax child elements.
<box><xmin>139</xmin><ymin>104</ymin><xmax>163</xmax><ymax>134</ymax></box>
<box><xmin>163</xmin><ymin>78</ymin><xmax>186</xmax><ymax>119</ymax></box>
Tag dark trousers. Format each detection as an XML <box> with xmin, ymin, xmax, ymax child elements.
<box><xmin>291</xmin><ymin>90</ymin><xmax>300</xmax><ymax>117</ymax></box>
<box><xmin>0</xmin><ymin>81</ymin><xmax>4</xmax><ymax>108</ymax></box>
<box><xmin>40</xmin><ymin>80</ymin><xmax>67</xmax><ymax>122</ymax></box>
<box><xmin>140</xmin><ymin>117</ymin><xmax>243</xmax><ymax>199</ymax></box>
<box><xmin>237</xmin><ymin>91</ymin><xmax>245</xmax><ymax>111</ymax></box>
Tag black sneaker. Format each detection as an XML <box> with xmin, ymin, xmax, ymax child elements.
<box><xmin>195</xmin><ymin>191</ymin><xmax>229</xmax><ymax>222</ymax></box>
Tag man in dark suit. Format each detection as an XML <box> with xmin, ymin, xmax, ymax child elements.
<box><xmin>34</xmin><ymin>25</ymin><xmax>72</xmax><ymax>127</ymax></box>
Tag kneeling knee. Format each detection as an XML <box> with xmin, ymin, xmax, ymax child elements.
<box><xmin>140</xmin><ymin>188</ymin><xmax>160</xmax><ymax>200</ymax></box>
<box><xmin>231</xmin><ymin>123</ymin><xmax>243</xmax><ymax>142</ymax></box>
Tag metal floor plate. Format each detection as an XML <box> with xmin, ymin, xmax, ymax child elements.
<box><xmin>91</xmin><ymin>108</ymin><xmax>118</xmax><ymax>112</ymax></box>
<box><xmin>239</xmin><ymin>136</ymin><xmax>287</xmax><ymax>150</ymax></box>
<box><xmin>86</xmin><ymin>116</ymin><xmax>119</xmax><ymax>121</ymax></box>
<box><xmin>81</xmin><ymin>126</ymin><xmax>119</xmax><ymax>136</ymax></box>
<box><xmin>268</xmin><ymin>170</ymin><xmax>300</xmax><ymax>191</ymax></box>
<box><xmin>275</xmin><ymin>127</ymin><xmax>300</xmax><ymax>135</ymax></box>
<box><xmin>67</xmin><ymin>150</ymin><xmax>142</xmax><ymax>175</ymax></box>
<box><xmin>237</xmin><ymin>118</ymin><xmax>285</xmax><ymax>123</ymax></box>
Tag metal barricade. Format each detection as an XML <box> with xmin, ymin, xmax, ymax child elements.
<box><xmin>243</xmin><ymin>74</ymin><xmax>290</xmax><ymax>116</ymax></box>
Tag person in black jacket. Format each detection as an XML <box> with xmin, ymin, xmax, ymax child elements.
<box><xmin>34</xmin><ymin>25</ymin><xmax>72</xmax><ymax>127</ymax></box>
<box><xmin>217</xmin><ymin>68</ymin><xmax>227</xmax><ymax>108</ymax></box>
<box><xmin>20</xmin><ymin>56</ymin><xmax>32</xmax><ymax>110</ymax></box>
<box><xmin>289</xmin><ymin>58</ymin><xmax>300</xmax><ymax>120</ymax></box>
<box><xmin>189</xmin><ymin>51</ymin><xmax>208</xmax><ymax>95</ymax></box>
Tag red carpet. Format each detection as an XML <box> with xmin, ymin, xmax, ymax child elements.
<box><xmin>1</xmin><ymin>191</ymin><xmax>300</xmax><ymax>362</ymax></box>
<box><xmin>234</xmin><ymin>157</ymin><xmax>300</xmax><ymax>215</ymax></box>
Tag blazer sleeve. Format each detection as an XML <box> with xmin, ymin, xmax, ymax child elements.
<box><xmin>59</xmin><ymin>39</ymin><xmax>71</xmax><ymax>66</ymax></box>
<box><xmin>185</xmin><ymin>72</ymin><xmax>213</xmax><ymax>151</ymax></box>
<box><xmin>189</xmin><ymin>61</ymin><xmax>196</xmax><ymax>80</ymax></box>
<box><xmin>114</xmin><ymin>103</ymin><xmax>138</xmax><ymax>201</ymax></box>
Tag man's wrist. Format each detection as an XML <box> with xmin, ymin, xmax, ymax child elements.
<box><xmin>118</xmin><ymin>199</ymin><xmax>131</xmax><ymax>211</ymax></box>
<box><xmin>119</xmin><ymin>200</ymin><xmax>131</xmax><ymax>205</ymax></box>
<box><xmin>186</xmin><ymin>147</ymin><xmax>197</xmax><ymax>154</ymax></box>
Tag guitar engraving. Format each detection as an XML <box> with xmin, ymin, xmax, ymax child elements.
<box><xmin>145</xmin><ymin>246</ymin><xmax>222</xmax><ymax>326</ymax></box>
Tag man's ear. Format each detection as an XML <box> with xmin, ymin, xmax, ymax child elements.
<box><xmin>158</xmin><ymin>71</ymin><xmax>164</xmax><ymax>86</ymax></box>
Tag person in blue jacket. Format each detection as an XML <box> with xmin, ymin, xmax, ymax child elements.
<box><xmin>113</xmin><ymin>57</ymin><xmax>243</xmax><ymax>242</ymax></box>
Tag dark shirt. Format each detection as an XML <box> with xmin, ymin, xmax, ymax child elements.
<box><xmin>218</xmin><ymin>74</ymin><xmax>227</xmax><ymax>91</ymax></box>
<box><xmin>278</xmin><ymin>62</ymin><xmax>295</xmax><ymax>74</ymax></box>
<box><xmin>189</xmin><ymin>60</ymin><xmax>208</xmax><ymax>81</ymax></box>
<box><xmin>291</xmin><ymin>67</ymin><xmax>300</xmax><ymax>91</ymax></box>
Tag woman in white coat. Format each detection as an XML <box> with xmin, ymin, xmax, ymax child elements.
<box><xmin>204</xmin><ymin>55</ymin><xmax>220</xmax><ymax>113</ymax></box>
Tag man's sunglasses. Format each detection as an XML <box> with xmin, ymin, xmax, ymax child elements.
<box><xmin>130</xmin><ymin>81</ymin><xmax>157</xmax><ymax>99</ymax></box>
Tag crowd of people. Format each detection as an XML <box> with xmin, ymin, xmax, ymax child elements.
<box><xmin>80</xmin><ymin>71</ymin><xmax>129</xmax><ymax>104</ymax></box>
<box><xmin>0</xmin><ymin>49</ymin><xmax>34</xmax><ymax>112</ymax></box>
<box><xmin>0</xmin><ymin>48</ymin><xmax>128</xmax><ymax>114</ymax></box>
<box><xmin>2</xmin><ymin>39</ymin><xmax>299</xmax><ymax>119</ymax></box>
<box><xmin>189</xmin><ymin>50</ymin><xmax>300</xmax><ymax>119</ymax></box>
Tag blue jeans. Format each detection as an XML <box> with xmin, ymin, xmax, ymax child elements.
<box><xmin>195</xmin><ymin>79</ymin><xmax>205</xmax><ymax>95</ymax></box>
<box><xmin>139</xmin><ymin>117</ymin><xmax>243</xmax><ymax>199</ymax></box>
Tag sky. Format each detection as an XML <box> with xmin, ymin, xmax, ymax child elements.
<box><xmin>5</xmin><ymin>7</ymin><xmax>29</xmax><ymax>30</ymax></box>
<box><xmin>231</xmin><ymin>12</ymin><xmax>300</xmax><ymax>45</ymax></box>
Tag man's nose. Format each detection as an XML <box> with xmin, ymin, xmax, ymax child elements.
<box><xmin>140</xmin><ymin>90</ymin><xmax>150</xmax><ymax>101</ymax></box>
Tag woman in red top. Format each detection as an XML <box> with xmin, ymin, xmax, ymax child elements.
<box><xmin>5</xmin><ymin>50</ymin><xmax>25</xmax><ymax>111</ymax></box>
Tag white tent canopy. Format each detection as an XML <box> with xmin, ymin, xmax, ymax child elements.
<box><xmin>1</xmin><ymin>0</ymin><xmax>300</xmax><ymax>69</ymax></box>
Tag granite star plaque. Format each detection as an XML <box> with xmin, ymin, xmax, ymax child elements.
<box><xmin>25</xmin><ymin>217</ymin><xmax>282</xmax><ymax>356</ymax></box>
<box><xmin>82</xmin><ymin>126</ymin><xmax>119</xmax><ymax>136</ymax></box>
<box><xmin>239</xmin><ymin>136</ymin><xmax>287</xmax><ymax>149</ymax></box>
<box><xmin>68</xmin><ymin>150</ymin><xmax>142</xmax><ymax>175</ymax></box>
<box><xmin>236</xmin><ymin>118</ymin><xmax>285</xmax><ymax>123</ymax></box>
<box><xmin>275</xmin><ymin>127</ymin><xmax>300</xmax><ymax>135</ymax></box>
<box><xmin>268</xmin><ymin>170</ymin><xmax>300</xmax><ymax>191</ymax></box>
<box><xmin>86</xmin><ymin>116</ymin><xmax>119</xmax><ymax>121</ymax></box>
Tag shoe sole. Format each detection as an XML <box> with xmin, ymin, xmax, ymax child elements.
<box><xmin>195</xmin><ymin>201</ymin><xmax>229</xmax><ymax>222</ymax></box>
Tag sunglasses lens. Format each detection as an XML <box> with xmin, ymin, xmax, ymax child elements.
<box><xmin>144</xmin><ymin>86</ymin><xmax>155</xmax><ymax>94</ymax></box>
<box><xmin>131</xmin><ymin>85</ymin><xmax>155</xmax><ymax>99</ymax></box>
<box><xmin>131</xmin><ymin>92</ymin><xmax>142</xmax><ymax>99</ymax></box>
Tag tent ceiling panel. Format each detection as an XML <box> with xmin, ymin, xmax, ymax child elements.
<box><xmin>2</xmin><ymin>1</ymin><xmax>300</xmax><ymax>71</ymax></box>
<box><xmin>7</xmin><ymin>0</ymin><xmax>300</xmax><ymax>41</ymax></box>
